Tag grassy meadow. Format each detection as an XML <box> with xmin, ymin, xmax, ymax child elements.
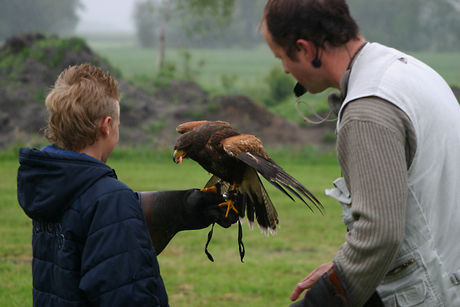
<box><xmin>0</xmin><ymin>149</ymin><xmax>343</xmax><ymax>306</ymax></box>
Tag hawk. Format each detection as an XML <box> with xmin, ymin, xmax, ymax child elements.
<box><xmin>173</xmin><ymin>120</ymin><xmax>323</xmax><ymax>236</ymax></box>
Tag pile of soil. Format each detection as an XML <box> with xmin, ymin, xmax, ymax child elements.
<box><xmin>0</xmin><ymin>32</ymin><xmax>331</xmax><ymax>150</ymax></box>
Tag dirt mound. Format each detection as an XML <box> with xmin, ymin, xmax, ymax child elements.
<box><xmin>0</xmin><ymin>32</ymin><xmax>333</xmax><ymax>150</ymax></box>
<box><xmin>0</xmin><ymin>32</ymin><xmax>118</xmax><ymax>148</ymax></box>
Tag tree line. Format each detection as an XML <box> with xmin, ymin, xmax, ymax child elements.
<box><xmin>133</xmin><ymin>0</ymin><xmax>460</xmax><ymax>52</ymax></box>
<box><xmin>1</xmin><ymin>0</ymin><xmax>459</xmax><ymax>52</ymax></box>
<box><xmin>348</xmin><ymin>0</ymin><xmax>460</xmax><ymax>51</ymax></box>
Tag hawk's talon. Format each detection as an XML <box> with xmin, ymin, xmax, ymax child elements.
<box><xmin>219</xmin><ymin>199</ymin><xmax>239</xmax><ymax>217</ymax></box>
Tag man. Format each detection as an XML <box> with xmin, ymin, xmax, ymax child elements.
<box><xmin>262</xmin><ymin>0</ymin><xmax>460</xmax><ymax>306</ymax></box>
<box><xmin>17</xmin><ymin>63</ymin><xmax>237</xmax><ymax>306</ymax></box>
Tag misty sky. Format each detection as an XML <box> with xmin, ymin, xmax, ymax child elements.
<box><xmin>76</xmin><ymin>0</ymin><xmax>135</xmax><ymax>33</ymax></box>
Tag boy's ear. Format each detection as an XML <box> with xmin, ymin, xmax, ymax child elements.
<box><xmin>100</xmin><ymin>116</ymin><xmax>112</xmax><ymax>138</ymax></box>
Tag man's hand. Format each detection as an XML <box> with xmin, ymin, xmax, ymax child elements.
<box><xmin>289</xmin><ymin>262</ymin><xmax>349</xmax><ymax>307</ymax></box>
<box><xmin>290</xmin><ymin>262</ymin><xmax>385</xmax><ymax>307</ymax></box>
<box><xmin>291</xmin><ymin>262</ymin><xmax>334</xmax><ymax>301</ymax></box>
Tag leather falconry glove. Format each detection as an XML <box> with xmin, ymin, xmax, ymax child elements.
<box><xmin>289</xmin><ymin>263</ymin><xmax>384</xmax><ymax>307</ymax></box>
<box><xmin>138</xmin><ymin>189</ymin><xmax>239</xmax><ymax>254</ymax></box>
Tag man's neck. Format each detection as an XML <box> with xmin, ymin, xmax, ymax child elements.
<box><xmin>323</xmin><ymin>36</ymin><xmax>367</xmax><ymax>89</ymax></box>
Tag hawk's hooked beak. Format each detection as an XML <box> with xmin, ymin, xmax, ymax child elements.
<box><xmin>173</xmin><ymin>149</ymin><xmax>186</xmax><ymax>165</ymax></box>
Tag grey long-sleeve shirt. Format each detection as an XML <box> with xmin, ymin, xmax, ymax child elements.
<box><xmin>333</xmin><ymin>96</ymin><xmax>417</xmax><ymax>307</ymax></box>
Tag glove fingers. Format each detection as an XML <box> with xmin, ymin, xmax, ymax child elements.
<box><xmin>185</xmin><ymin>189</ymin><xmax>241</xmax><ymax>230</ymax></box>
<box><xmin>202</xmin><ymin>205</ymin><xmax>238</xmax><ymax>228</ymax></box>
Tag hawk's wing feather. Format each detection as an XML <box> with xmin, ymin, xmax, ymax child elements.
<box><xmin>176</xmin><ymin>120</ymin><xmax>231</xmax><ymax>134</ymax></box>
<box><xmin>263</xmin><ymin>179</ymin><xmax>295</xmax><ymax>202</ymax></box>
<box><xmin>221</xmin><ymin>134</ymin><xmax>323</xmax><ymax>213</ymax></box>
<box><xmin>176</xmin><ymin>120</ymin><xmax>209</xmax><ymax>134</ymax></box>
<box><xmin>236</xmin><ymin>151</ymin><xmax>324</xmax><ymax>214</ymax></box>
<box><xmin>273</xmin><ymin>168</ymin><xmax>321</xmax><ymax>206</ymax></box>
<box><xmin>221</xmin><ymin>134</ymin><xmax>268</xmax><ymax>158</ymax></box>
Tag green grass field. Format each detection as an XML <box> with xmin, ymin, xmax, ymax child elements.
<box><xmin>0</xmin><ymin>150</ymin><xmax>344</xmax><ymax>306</ymax></box>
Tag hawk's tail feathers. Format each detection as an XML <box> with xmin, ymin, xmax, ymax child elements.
<box><xmin>251</xmin><ymin>179</ymin><xmax>279</xmax><ymax>237</ymax></box>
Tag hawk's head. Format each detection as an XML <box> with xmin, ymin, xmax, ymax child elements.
<box><xmin>173</xmin><ymin>128</ymin><xmax>206</xmax><ymax>165</ymax></box>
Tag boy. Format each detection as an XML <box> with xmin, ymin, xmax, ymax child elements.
<box><xmin>18</xmin><ymin>63</ymin><xmax>235</xmax><ymax>306</ymax></box>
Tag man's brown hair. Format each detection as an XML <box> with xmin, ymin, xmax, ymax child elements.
<box><xmin>44</xmin><ymin>63</ymin><xmax>119</xmax><ymax>151</ymax></box>
<box><xmin>263</xmin><ymin>0</ymin><xmax>360</xmax><ymax>59</ymax></box>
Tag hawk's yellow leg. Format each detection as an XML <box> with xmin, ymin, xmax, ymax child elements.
<box><xmin>201</xmin><ymin>186</ymin><xmax>218</xmax><ymax>193</ymax></box>
<box><xmin>219</xmin><ymin>199</ymin><xmax>239</xmax><ymax>217</ymax></box>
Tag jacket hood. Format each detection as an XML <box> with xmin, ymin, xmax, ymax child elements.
<box><xmin>18</xmin><ymin>146</ymin><xmax>116</xmax><ymax>222</ymax></box>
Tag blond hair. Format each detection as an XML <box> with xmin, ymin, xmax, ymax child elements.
<box><xmin>44</xmin><ymin>63</ymin><xmax>119</xmax><ymax>151</ymax></box>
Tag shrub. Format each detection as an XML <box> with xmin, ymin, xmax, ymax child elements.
<box><xmin>220</xmin><ymin>72</ymin><xmax>239</xmax><ymax>94</ymax></box>
<box><xmin>263</xmin><ymin>65</ymin><xmax>296</xmax><ymax>106</ymax></box>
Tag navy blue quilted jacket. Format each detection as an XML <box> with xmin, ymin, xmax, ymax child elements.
<box><xmin>17</xmin><ymin>145</ymin><xmax>169</xmax><ymax>306</ymax></box>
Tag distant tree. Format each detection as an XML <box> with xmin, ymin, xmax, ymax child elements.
<box><xmin>417</xmin><ymin>0</ymin><xmax>460</xmax><ymax>51</ymax></box>
<box><xmin>174</xmin><ymin>0</ymin><xmax>236</xmax><ymax>33</ymax></box>
<box><xmin>445</xmin><ymin>0</ymin><xmax>460</xmax><ymax>10</ymax></box>
<box><xmin>237</xmin><ymin>0</ymin><xmax>265</xmax><ymax>42</ymax></box>
<box><xmin>168</xmin><ymin>0</ymin><xmax>266</xmax><ymax>48</ymax></box>
<box><xmin>156</xmin><ymin>0</ymin><xmax>171</xmax><ymax>70</ymax></box>
<box><xmin>0</xmin><ymin>0</ymin><xmax>81</xmax><ymax>41</ymax></box>
<box><xmin>133</xmin><ymin>0</ymin><xmax>157</xmax><ymax>48</ymax></box>
<box><xmin>159</xmin><ymin>0</ymin><xmax>236</xmax><ymax>69</ymax></box>
<box><xmin>132</xmin><ymin>0</ymin><xmax>236</xmax><ymax>70</ymax></box>
<box><xmin>348</xmin><ymin>0</ymin><xmax>460</xmax><ymax>51</ymax></box>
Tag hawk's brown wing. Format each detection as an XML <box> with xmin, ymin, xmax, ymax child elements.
<box><xmin>222</xmin><ymin>134</ymin><xmax>323</xmax><ymax>214</ymax></box>
<box><xmin>176</xmin><ymin>120</ymin><xmax>231</xmax><ymax>134</ymax></box>
<box><xmin>221</xmin><ymin>134</ymin><xmax>269</xmax><ymax>158</ymax></box>
<box><xmin>220</xmin><ymin>134</ymin><xmax>279</xmax><ymax>235</ymax></box>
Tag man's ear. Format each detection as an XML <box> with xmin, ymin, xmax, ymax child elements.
<box><xmin>295</xmin><ymin>39</ymin><xmax>316</xmax><ymax>62</ymax></box>
<box><xmin>100</xmin><ymin>116</ymin><xmax>112</xmax><ymax>138</ymax></box>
